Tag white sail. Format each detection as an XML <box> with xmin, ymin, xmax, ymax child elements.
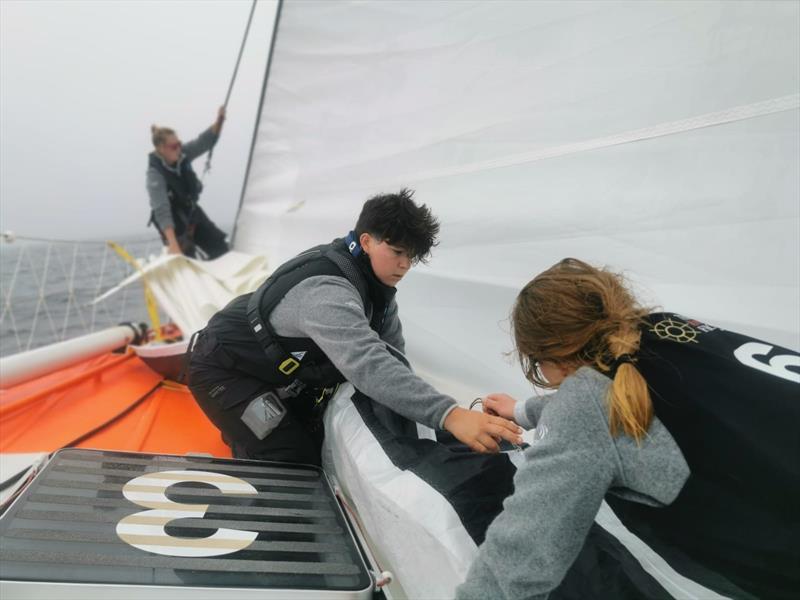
<box><xmin>234</xmin><ymin>0</ymin><xmax>800</xmax><ymax>400</ymax></box>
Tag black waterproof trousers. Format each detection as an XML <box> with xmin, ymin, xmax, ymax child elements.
<box><xmin>155</xmin><ymin>205</ymin><xmax>229</xmax><ymax>260</ymax></box>
<box><xmin>178</xmin><ymin>206</ymin><xmax>228</xmax><ymax>259</ymax></box>
<box><xmin>187</xmin><ymin>331</ymin><xmax>324</xmax><ymax>465</ymax></box>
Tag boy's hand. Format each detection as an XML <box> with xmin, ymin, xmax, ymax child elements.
<box><xmin>444</xmin><ymin>407</ymin><xmax>523</xmax><ymax>453</ymax></box>
<box><xmin>482</xmin><ymin>393</ymin><xmax>518</xmax><ymax>421</ymax></box>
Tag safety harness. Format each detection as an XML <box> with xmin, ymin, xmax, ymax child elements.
<box><xmin>147</xmin><ymin>152</ymin><xmax>202</xmax><ymax>236</ymax></box>
<box><xmin>245</xmin><ymin>236</ymin><xmax>386</xmax><ymax>400</ymax></box>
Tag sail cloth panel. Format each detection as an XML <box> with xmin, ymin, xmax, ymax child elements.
<box><xmin>93</xmin><ymin>251</ymin><xmax>270</xmax><ymax>339</ymax></box>
<box><xmin>234</xmin><ymin>0</ymin><xmax>800</xmax><ymax>405</ymax></box>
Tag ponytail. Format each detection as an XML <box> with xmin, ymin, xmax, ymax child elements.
<box><xmin>602</xmin><ymin>316</ymin><xmax>652</xmax><ymax>443</ymax></box>
<box><xmin>608</xmin><ymin>358</ymin><xmax>652</xmax><ymax>442</ymax></box>
<box><xmin>512</xmin><ymin>258</ymin><xmax>654</xmax><ymax>442</ymax></box>
<box><xmin>150</xmin><ymin>124</ymin><xmax>175</xmax><ymax>148</ymax></box>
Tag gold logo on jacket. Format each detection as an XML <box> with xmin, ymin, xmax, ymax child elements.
<box><xmin>650</xmin><ymin>318</ymin><xmax>698</xmax><ymax>343</ymax></box>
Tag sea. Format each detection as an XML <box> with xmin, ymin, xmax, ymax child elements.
<box><xmin>0</xmin><ymin>235</ymin><xmax>169</xmax><ymax>357</ymax></box>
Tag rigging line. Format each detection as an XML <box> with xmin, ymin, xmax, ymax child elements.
<box><xmin>0</xmin><ymin>381</ymin><xmax>163</xmax><ymax>509</ymax></box>
<box><xmin>224</xmin><ymin>0</ymin><xmax>258</xmax><ymax>110</ymax></box>
<box><xmin>231</xmin><ymin>0</ymin><xmax>284</xmax><ymax>246</ymax></box>
<box><xmin>62</xmin><ymin>381</ymin><xmax>164</xmax><ymax>450</ymax></box>
<box><xmin>203</xmin><ymin>0</ymin><xmax>259</xmax><ymax>177</ymax></box>
<box><xmin>4</xmin><ymin>235</ymin><xmax>109</xmax><ymax>245</ymax></box>
<box><xmin>60</xmin><ymin>243</ymin><xmax>88</xmax><ymax>340</ymax></box>
<box><xmin>1</xmin><ymin>234</ymin><xmax>161</xmax><ymax>246</ymax></box>
<box><xmin>89</xmin><ymin>243</ymin><xmax>110</xmax><ymax>332</ymax></box>
<box><xmin>25</xmin><ymin>244</ymin><xmax>58</xmax><ymax>351</ymax></box>
<box><xmin>0</xmin><ymin>245</ymin><xmax>26</xmax><ymax>353</ymax></box>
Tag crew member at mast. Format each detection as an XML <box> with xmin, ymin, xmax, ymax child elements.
<box><xmin>147</xmin><ymin>106</ymin><xmax>229</xmax><ymax>259</ymax></box>
<box><xmin>187</xmin><ymin>189</ymin><xmax>523</xmax><ymax>465</ymax></box>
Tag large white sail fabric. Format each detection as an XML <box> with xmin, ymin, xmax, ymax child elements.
<box><xmin>93</xmin><ymin>251</ymin><xmax>270</xmax><ymax>337</ymax></box>
<box><xmin>232</xmin><ymin>4</ymin><xmax>799</xmax><ymax>597</ymax></box>
<box><xmin>234</xmin><ymin>0</ymin><xmax>800</xmax><ymax>402</ymax></box>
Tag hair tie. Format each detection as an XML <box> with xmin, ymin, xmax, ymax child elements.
<box><xmin>613</xmin><ymin>353</ymin><xmax>636</xmax><ymax>368</ymax></box>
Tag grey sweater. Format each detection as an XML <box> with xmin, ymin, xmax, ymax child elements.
<box><xmin>456</xmin><ymin>367</ymin><xmax>690</xmax><ymax>600</ymax></box>
<box><xmin>146</xmin><ymin>127</ymin><xmax>218</xmax><ymax>231</ymax></box>
<box><xmin>269</xmin><ymin>275</ymin><xmax>459</xmax><ymax>430</ymax></box>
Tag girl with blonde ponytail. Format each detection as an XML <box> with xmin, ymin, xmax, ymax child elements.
<box><xmin>458</xmin><ymin>258</ymin><xmax>800</xmax><ymax>600</ymax></box>
<box><xmin>509</xmin><ymin>258</ymin><xmax>654</xmax><ymax>441</ymax></box>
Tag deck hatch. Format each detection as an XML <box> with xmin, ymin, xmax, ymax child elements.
<box><xmin>0</xmin><ymin>448</ymin><xmax>372</xmax><ymax>596</ymax></box>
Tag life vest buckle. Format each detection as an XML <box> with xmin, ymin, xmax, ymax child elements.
<box><xmin>278</xmin><ymin>357</ymin><xmax>300</xmax><ymax>375</ymax></box>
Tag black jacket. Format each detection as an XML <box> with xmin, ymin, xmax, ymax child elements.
<box><xmin>201</xmin><ymin>236</ymin><xmax>396</xmax><ymax>390</ymax></box>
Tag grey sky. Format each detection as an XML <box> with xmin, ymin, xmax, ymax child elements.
<box><xmin>0</xmin><ymin>0</ymin><xmax>277</xmax><ymax>241</ymax></box>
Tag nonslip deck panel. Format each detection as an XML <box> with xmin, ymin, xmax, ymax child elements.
<box><xmin>0</xmin><ymin>448</ymin><xmax>372</xmax><ymax>593</ymax></box>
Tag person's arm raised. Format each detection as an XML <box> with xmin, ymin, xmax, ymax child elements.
<box><xmin>211</xmin><ymin>105</ymin><xmax>226</xmax><ymax>136</ymax></box>
<box><xmin>183</xmin><ymin>107</ymin><xmax>226</xmax><ymax>161</ymax></box>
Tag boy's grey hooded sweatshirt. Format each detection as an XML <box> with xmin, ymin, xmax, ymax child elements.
<box><xmin>456</xmin><ymin>367</ymin><xmax>690</xmax><ymax>600</ymax></box>
<box><xmin>269</xmin><ymin>275</ymin><xmax>458</xmax><ymax>430</ymax></box>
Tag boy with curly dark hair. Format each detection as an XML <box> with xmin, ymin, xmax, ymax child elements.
<box><xmin>188</xmin><ymin>189</ymin><xmax>522</xmax><ymax>464</ymax></box>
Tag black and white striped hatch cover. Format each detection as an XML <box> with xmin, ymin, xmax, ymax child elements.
<box><xmin>0</xmin><ymin>448</ymin><xmax>372</xmax><ymax>595</ymax></box>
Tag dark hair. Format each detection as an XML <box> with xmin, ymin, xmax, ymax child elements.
<box><xmin>354</xmin><ymin>188</ymin><xmax>440</xmax><ymax>264</ymax></box>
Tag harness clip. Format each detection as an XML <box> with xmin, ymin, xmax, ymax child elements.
<box><xmin>278</xmin><ymin>357</ymin><xmax>301</xmax><ymax>375</ymax></box>
<box><xmin>282</xmin><ymin>379</ymin><xmax>306</xmax><ymax>398</ymax></box>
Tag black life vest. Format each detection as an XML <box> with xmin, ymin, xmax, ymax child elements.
<box><xmin>148</xmin><ymin>152</ymin><xmax>203</xmax><ymax>231</ymax></box>
<box><xmin>606</xmin><ymin>313</ymin><xmax>800</xmax><ymax>599</ymax></box>
<box><xmin>202</xmin><ymin>235</ymin><xmax>396</xmax><ymax>390</ymax></box>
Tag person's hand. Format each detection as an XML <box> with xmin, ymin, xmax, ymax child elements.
<box><xmin>444</xmin><ymin>407</ymin><xmax>523</xmax><ymax>453</ymax></box>
<box><xmin>163</xmin><ymin>228</ymin><xmax>183</xmax><ymax>256</ymax></box>
<box><xmin>212</xmin><ymin>106</ymin><xmax>226</xmax><ymax>135</ymax></box>
<box><xmin>482</xmin><ymin>393</ymin><xmax>518</xmax><ymax>421</ymax></box>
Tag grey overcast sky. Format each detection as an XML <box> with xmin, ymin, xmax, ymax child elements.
<box><xmin>0</xmin><ymin>0</ymin><xmax>278</xmax><ymax>241</ymax></box>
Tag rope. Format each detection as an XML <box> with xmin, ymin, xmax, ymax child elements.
<box><xmin>89</xmin><ymin>244</ymin><xmax>110</xmax><ymax>331</ymax></box>
<box><xmin>107</xmin><ymin>241</ymin><xmax>162</xmax><ymax>341</ymax></box>
<box><xmin>62</xmin><ymin>381</ymin><xmax>164</xmax><ymax>449</ymax></box>
<box><xmin>0</xmin><ymin>379</ymin><xmax>164</xmax><ymax>514</ymax></box>
<box><xmin>59</xmin><ymin>243</ymin><xmax>89</xmax><ymax>340</ymax></box>
<box><xmin>0</xmin><ymin>244</ymin><xmax>26</xmax><ymax>352</ymax></box>
<box><xmin>202</xmin><ymin>0</ymin><xmax>258</xmax><ymax>177</ymax></box>
<box><xmin>26</xmin><ymin>244</ymin><xmax>58</xmax><ymax>351</ymax></box>
<box><xmin>2</xmin><ymin>234</ymin><xmax>111</xmax><ymax>245</ymax></box>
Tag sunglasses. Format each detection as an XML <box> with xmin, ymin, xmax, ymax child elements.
<box><xmin>164</xmin><ymin>141</ymin><xmax>182</xmax><ymax>151</ymax></box>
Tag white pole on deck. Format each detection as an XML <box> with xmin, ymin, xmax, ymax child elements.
<box><xmin>0</xmin><ymin>324</ymin><xmax>144</xmax><ymax>389</ymax></box>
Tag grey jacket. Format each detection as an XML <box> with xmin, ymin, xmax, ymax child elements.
<box><xmin>270</xmin><ymin>275</ymin><xmax>459</xmax><ymax>430</ymax></box>
<box><xmin>457</xmin><ymin>367</ymin><xmax>690</xmax><ymax>600</ymax></box>
<box><xmin>146</xmin><ymin>127</ymin><xmax>218</xmax><ymax>230</ymax></box>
